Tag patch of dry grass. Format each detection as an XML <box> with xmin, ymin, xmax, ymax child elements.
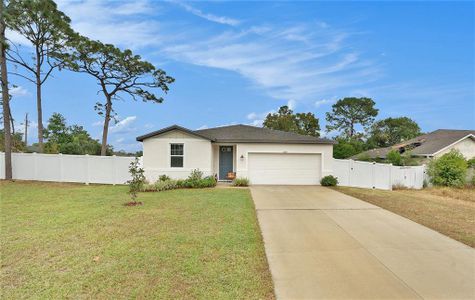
<box><xmin>0</xmin><ymin>181</ymin><xmax>275</xmax><ymax>299</ymax></box>
<box><xmin>334</xmin><ymin>186</ymin><xmax>475</xmax><ymax>247</ymax></box>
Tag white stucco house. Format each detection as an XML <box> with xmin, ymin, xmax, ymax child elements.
<box><xmin>136</xmin><ymin>124</ymin><xmax>335</xmax><ymax>185</ymax></box>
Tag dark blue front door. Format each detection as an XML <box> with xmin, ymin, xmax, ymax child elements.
<box><xmin>219</xmin><ymin>146</ymin><xmax>234</xmax><ymax>180</ymax></box>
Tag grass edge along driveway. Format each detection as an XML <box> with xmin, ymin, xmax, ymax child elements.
<box><xmin>334</xmin><ymin>186</ymin><xmax>475</xmax><ymax>247</ymax></box>
<box><xmin>0</xmin><ymin>181</ymin><xmax>275</xmax><ymax>299</ymax></box>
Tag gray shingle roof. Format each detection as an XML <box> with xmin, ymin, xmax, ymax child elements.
<box><xmin>355</xmin><ymin>129</ymin><xmax>475</xmax><ymax>159</ymax></box>
<box><xmin>137</xmin><ymin>124</ymin><xmax>335</xmax><ymax>144</ymax></box>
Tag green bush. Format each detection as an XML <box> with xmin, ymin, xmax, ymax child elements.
<box><xmin>158</xmin><ymin>174</ymin><xmax>171</xmax><ymax>182</ymax></box>
<box><xmin>188</xmin><ymin>169</ymin><xmax>203</xmax><ymax>181</ymax></box>
<box><xmin>140</xmin><ymin>183</ymin><xmax>157</xmax><ymax>192</ymax></box>
<box><xmin>320</xmin><ymin>175</ymin><xmax>338</xmax><ymax>186</ymax></box>
<box><xmin>176</xmin><ymin>179</ymin><xmax>186</xmax><ymax>188</ymax></box>
<box><xmin>467</xmin><ymin>157</ymin><xmax>475</xmax><ymax>168</ymax></box>
<box><xmin>232</xmin><ymin>177</ymin><xmax>249</xmax><ymax>187</ymax></box>
<box><xmin>182</xmin><ymin>175</ymin><xmax>216</xmax><ymax>188</ymax></box>
<box><xmin>427</xmin><ymin>150</ymin><xmax>467</xmax><ymax>187</ymax></box>
<box><xmin>386</xmin><ymin>149</ymin><xmax>402</xmax><ymax>166</ymax></box>
<box><xmin>155</xmin><ymin>179</ymin><xmax>178</xmax><ymax>191</ymax></box>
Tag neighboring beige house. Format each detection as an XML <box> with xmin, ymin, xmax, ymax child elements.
<box><xmin>137</xmin><ymin>124</ymin><xmax>335</xmax><ymax>185</ymax></box>
<box><xmin>357</xmin><ymin>129</ymin><xmax>475</xmax><ymax>160</ymax></box>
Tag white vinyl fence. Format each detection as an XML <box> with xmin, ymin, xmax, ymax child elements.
<box><xmin>0</xmin><ymin>152</ymin><xmax>139</xmax><ymax>185</ymax></box>
<box><xmin>333</xmin><ymin>159</ymin><xmax>426</xmax><ymax>190</ymax></box>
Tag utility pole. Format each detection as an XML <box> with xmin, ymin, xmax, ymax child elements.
<box><xmin>24</xmin><ymin>113</ymin><xmax>28</xmax><ymax>145</ymax></box>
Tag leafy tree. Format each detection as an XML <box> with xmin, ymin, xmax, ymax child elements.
<box><xmin>5</xmin><ymin>0</ymin><xmax>75</xmax><ymax>152</ymax></box>
<box><xmin>263</xmin><ymin>105</ymin><xmax>321</xmax><ymax>137</ymax></box>
<box><xmin>43</xmin><ymin>112</ymin><xmax>112</xmax><ymax>155</ymax></box>
<box><xmin>427</xmin><ymin>150</ymin><xmax>467</xmax><ymax>187</ymax></box>
<box><xmin>263</xmin><ymin>106</ymin><xmax>298</xmax><ymax>132</ymax></box>
<box><xmin>44</xmin><ymin>113</ymin><xmax>69</xmax><ymax>145</ymax></box>
<box><xmin>295</xmin><ymin>112</ymin><xmax>320</xmax><ymax>137</ymax></box>
<box><xmin>333</xmin><ymin>137</ymin><xmax>367</xmax><ymax>159</ymax></box>
<box><xmin>368</xmin><ymin>117</ymin><xmax>421</xmax><ymax>147</ymax></box>
<box><xmin>0</xmin><ymin>0</ymin><xmax>12</xmax><ymax>179</ymax></box>
<box><xmin>386</xmin><ymin>149</ymin><xmax>403</xmax><ymax>166</ymax></box>
<box><xmin>326</xmin><ymin>97</ymin><xmax>378</xmax><ymax>138</ymax></box>
<box><xmin>65</xmin><ymin>37</ymin><xmax>174</xmax><ymax>155</ymax></box>
<box><xmin>0</xmin><ymin>129</ymin><xmax>25</xmax><ymax>152</ymax></box>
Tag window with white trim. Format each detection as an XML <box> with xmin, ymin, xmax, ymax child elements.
<box><xmin>170</xmin><ymin>143</ymin><xmax>184</xmax><ymax>168</ymax></box>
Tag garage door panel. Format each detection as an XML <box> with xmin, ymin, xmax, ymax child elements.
<box><xmin>248</xmin><ymin>153</ymin><xmax>321</xmax><ymax>185</ymax></box>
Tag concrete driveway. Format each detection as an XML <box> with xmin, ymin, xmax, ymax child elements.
<box><xmin>251</xmin><ymin>186</ymin><xmax>475</xmax><ymax>300</ymax></box>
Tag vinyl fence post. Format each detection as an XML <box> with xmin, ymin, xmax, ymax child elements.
<box><xmin>59</xmin><ymin>153</ymin><xmax>64</xmax><ymax>182</ymax></box>
<box><xmin>112</xmin><ymin>155</ymin><xmax>117</xmax><ymax>185</ymax></box>
<box><xmin>348</xmin><ymin>159</ymin><xmax>353</xmax><ymax>187</ymax></box>
<box><xmin>372</xmin><ymin>162</ymin><xmax>376</xmax><ymax>189</ymax></box>
<box><xmin>85</xmin><ymin>154</ymin><xmax>90</xmax><ymax>185</ymax></box>
<box><xmin>33</xmin><ymin>152</ymin><xmax>38</xmax><ymax>181</ymax></box>
<box><xmin>388</xmin><ymin>164</ymin><xmax>393</xmax><ymax>191</ymax></box>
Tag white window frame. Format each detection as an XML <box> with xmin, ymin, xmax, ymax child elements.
<box><xmin>170</xmin><ymin>143</ymin><xmax>184</xmax><ymax>168</ymax></box>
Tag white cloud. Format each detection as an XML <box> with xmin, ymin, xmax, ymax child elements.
<box><xmin>196</xmin><ymin>125</ymin><xmax>208</xmax><ymax>130</ymax></box>
<box><xmin>92</xmin><ymin>120</ymin><xmax>103</xmax><ymax>127</ymax></box>
<box><xmin>163</xmin><ymin>23</ymin><xmax>380</xmax><ymax>103</ymax></box>
<box><xmin>246</xmin><ymin>109</ymin><xmax>276</xmax><ymax>127</ymax></box>
<box><xmin>10</xmin><ymin>86</ymin><xmax>30</xmax><ymax>97</ymax></box>
<box><xmin>55</xmin><ymin>0</ymin><xmax>162</xmax><ymax>49</ymax></box>
<box><xmin>314</xmin><ymin>98</ymin><xmax>335</xmax><ymax>108</ymax></box>
<box><xmin>173</xmin><ymin>1</ymin><xmax>240</xmax><ymax>26</ymax></box>
<box><xmin>287</xmin><ymin>99</ymin><xmax>296</xmax><ymax>110</ymax></box>
<box><xmin>110</xmin><ymin>116</ymin><xmax>137</xmax><ymax>133</ymax></box>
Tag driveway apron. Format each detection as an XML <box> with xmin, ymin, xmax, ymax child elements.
<box><xmin>251</xmin><ymin>186</ymin><xmax>475</xmax><ymax>300</ymax></box>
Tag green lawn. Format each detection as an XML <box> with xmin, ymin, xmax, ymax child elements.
<box><xmin>0</xmin><ymin>181</ymin><xmax>274</xmax><ymax>299</ymax></box>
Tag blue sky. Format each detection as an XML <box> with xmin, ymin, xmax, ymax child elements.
<box><xmin>7</xmin><ymin>0</ymin><xmax>475</xmax><ymax>151</ymax></box>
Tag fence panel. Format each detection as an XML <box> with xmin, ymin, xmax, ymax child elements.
<box><xmin>62</xmin><ymin>154</ymin><xmax>88</xmax><ymax>183</ymax></box>
<box><xmin>374</xmin><ymin>163</ymin><xmax>392</xmax><ymax>190</ymax></box>
<box><xmin>391</xmin><ymin>166</ymin><xmax>425</xmax><ymax>189</ymax></box>
<box><xmin>351</xmin><ymin>161</ymin><xmax>375</xmax><ymax>189</ymax></box>
<box><xmin>0</xmin><ymin>152</ymin><xmax>137</xmax><ymax>185</ymax></box>
<box><xmin>333</xmin><ymin>159</ymin><xmax>425</xmax><ymax>190</ymax></box>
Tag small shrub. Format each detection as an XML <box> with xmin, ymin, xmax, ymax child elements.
<box><xmin>427</xmin><ymin>150</ymin><xmax>467</xmax><ymax>187</ymax></box>
<box><xmin>386</xmin><ymin>149</ymin><xmax>403</xmax><ymax>166</ymax></box>
<box><xmin>232</xmin><ymin>177</ymin><xmax>249</xmax><ymax>187</ymax></box>
<box><xmin>321</xmin><ymin>175</ymin><xmax>338</xmax><ymax>186</ymax></box>
<box><xmin>188</xmin><ymin>169</ymin><xmax>203</xmax><ymax>181</ymax></box>
<box><xmin>127</xmin><ymin>157</ymin><xmax>146</xmax><ymax>203</ymax></box>
<box><xmin>467</xmin><ymin>157</ymin><xmax>475</xmax><ymax>168</ymax></box>
<box><xmin>155</xmin><ymin>179</ymin><xmax>178</xmax><ymax>191</ymax></box>
<box><xmin>140</xmin><ymin>183</ymin><xmax>157</xmax><ymax>192</ymax></box>
<box><xmin>158</xmin><ymin>174</ymin><xmax>171</xmax><ymax>182</ymax></box>
<box><xmin>198</xmin><ymin>176</ymin><xmax>217</xmax><ymax>188</ymax></box>
<box><xmin>176</xmin><ymin>179</ymin><xmax>186</xmax><ymax>188</ymax></box>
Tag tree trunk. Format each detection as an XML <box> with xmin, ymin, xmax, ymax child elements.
<box><xmin>36</xmin><ymin>63</ymin><xmax>44</xmax><ymax>152</ymax></box>
<box><xmin>100</xmin><ymin>97</ymin><xmax>112</xmax><ymax>156</ymax></box>
<box><xmin>0</xmin><ymin>2</ymin><xmax>12</xmax><ymax>180</ymax></box>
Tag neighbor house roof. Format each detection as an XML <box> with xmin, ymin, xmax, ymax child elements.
<box><xmin>137</xmin><ymin>124</ymin><xmax>335</xmax><ymax>144</ymax></box>
<box><xmin>355</xmin><ymin>129</ymin><xmax>475</xmax><ymax>159</ymax></box>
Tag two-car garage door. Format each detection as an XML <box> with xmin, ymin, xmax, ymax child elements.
<box><xmin>248</xmin><ymin>153</ymin><xmax>322</xmax><ymax>185</ymax></box>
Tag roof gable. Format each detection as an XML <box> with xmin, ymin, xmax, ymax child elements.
<box><xmin>137</xmin><ymin>124</ymin><xmax>335</xmax><ymax>144</ymax></box>
<box><xmin>136</xmin><ymin>125</ymin><xmax>214</xmax><ymax>142</ymax></box>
